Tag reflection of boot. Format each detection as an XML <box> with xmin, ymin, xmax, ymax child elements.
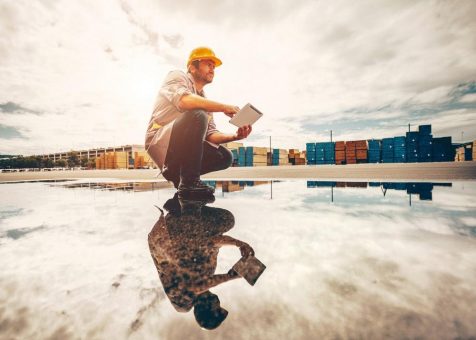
<box><xmin>162</xmin><ymin>166</ymin><xmax>180</xmax><ymax>189</ymax></box>
<box><xmin>178</xmin><ymin>178</ymin><xmax>215</xmax><ymax>198</ymax></box>
<box><xmin>179</xmin><ymin>195</ymin><xmax>215</xmax><ymax>215</ymax></box>
<box><xmin>163</xmin><ymin>192</ymin><xmax>181</xmax><ymax>215</ymax></box>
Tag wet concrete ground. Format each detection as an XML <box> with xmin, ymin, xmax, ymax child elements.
<box><xmin>1</xmin><ymin>161</ymin><xmax>476</xmax><ymax>183</ymax></box>
<box><xmin>1</xmin><ymin>180</ymin><xmax>475</xmax><ymax>339</ymax></box>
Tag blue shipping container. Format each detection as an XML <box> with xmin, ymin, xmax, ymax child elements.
<box><xmin>418</xmin><ymin>124</ymin><xmax>432</xmax><ymax>135</ymax></box>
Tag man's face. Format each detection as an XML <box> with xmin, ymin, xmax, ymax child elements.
<box><xmin>193</xmin><ymin>59</ymin><xmax>216</xmax><ymax>84</ymax></box>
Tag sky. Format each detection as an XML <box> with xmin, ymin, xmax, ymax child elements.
<box><xmin>1</xmin><ymin>0</ymin><xmax>476</xmax><ymax>156</ymax></box>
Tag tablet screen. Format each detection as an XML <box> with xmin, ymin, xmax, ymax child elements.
<box><xmin>229</xmin><ymin>103</ymin><xmax>263</xmax><ymax>127</ymax></box>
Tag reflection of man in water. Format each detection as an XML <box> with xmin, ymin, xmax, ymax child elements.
<box><xmin>148</xmin><ymin>194</ymin><xmax>254</xmax><ymax>330</ymax></box>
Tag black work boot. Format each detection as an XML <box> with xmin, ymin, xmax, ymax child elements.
<box><xmin>178</xmin><ymin>178</ymin><xmax>215</xmax><ymax>198</ymax></box>
<box><xmin>161</xmin><ymin>166</ymin><xmax>180</xmax><ymax>189</ymax></box>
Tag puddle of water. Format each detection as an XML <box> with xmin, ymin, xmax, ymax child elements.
<box><xmin>1</xmin><ymin>180</ymin><xmax>476</xmax><ymax>339</ymax></box>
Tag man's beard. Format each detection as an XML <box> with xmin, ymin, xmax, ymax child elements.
<box><xmin>199</xmin><ymin>72</ymin><xmax>213</xmax><ymax>84</ymax></box>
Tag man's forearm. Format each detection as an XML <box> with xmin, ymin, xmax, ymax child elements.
<box><xmin>178</xmin><ymin>94</ymin><xmax>226</xmax><ymax>112</ymax></box>
<box><xmin>212</xmin><ymin>235</ymin><xmax>245</xmax><ymax>247</ymax></box>
<box><xmin>206</xmin><ymin>132</ymin><xmax>237</xmax><ymax>145</ymax></box>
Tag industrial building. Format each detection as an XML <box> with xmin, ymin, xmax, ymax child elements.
<box><xmin>36</xmin><ymin>144</ymin><xmax>156</xmax><ymax>169</ymax></box>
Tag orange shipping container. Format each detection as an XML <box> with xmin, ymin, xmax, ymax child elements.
<box><xmin>335</xmin><ymin>141</ymin><xmax>345</xmax><ymax>151</ymax></box>
<box><xmin>355</xmin><ymin>140</ymin><xmax>367</xmax><ymax>149</ymax></box>
<box><xmin>346</xmin><ymin>141</ymin><xmax>356</xmax><ymax>149</ymax></box>
<box><xmin>346</xmin><ymin>182</ymin><xmax>368</xmax><ymax>188</ymax></box>
<box><xmin>356</xmin><ymin>150</ymin><xmax>368</xmax><ymax>159</ymax></box>
<box><xmin>335</xmin><ymin>151</ymin><xmax>346</xmax><ymax>158</ymax></box>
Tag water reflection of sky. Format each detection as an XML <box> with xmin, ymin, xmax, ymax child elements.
<box><xmin>1</xmin><ymin>180</ymin><xmax>476</xmax><ymax>339</ymax></box>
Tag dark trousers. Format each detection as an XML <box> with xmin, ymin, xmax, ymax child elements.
<box><xmin>165</xmin><ymin>110</ymin><xmax>233</xmax><ymax>179</ymax></box>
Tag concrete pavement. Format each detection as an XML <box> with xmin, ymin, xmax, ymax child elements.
<box><xmin>1</xmin><ymin>162</ymin><xmax>476</xmax><ymax>183</ymax></box>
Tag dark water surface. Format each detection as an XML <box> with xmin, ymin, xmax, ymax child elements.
<box><xmin>1</xmin><ymin>180</ymin><xmax>476</xmax><ymax>339</ymax></box>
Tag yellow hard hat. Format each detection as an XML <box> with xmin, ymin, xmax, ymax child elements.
<box><xmin>187</xmin><ymin>47</ymin><xmax>222</xmax><ymax>67</ymax></box>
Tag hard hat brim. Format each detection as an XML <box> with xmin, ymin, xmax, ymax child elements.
<box><xmin>188</xmin><ymin>56</ymin><xmax>222</xmax><ymax>67</ymax></box>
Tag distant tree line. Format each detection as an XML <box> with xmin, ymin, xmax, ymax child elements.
<box><xmin>0</xmin><ymin>152</ymin><xmax>96</xmax><ymax>169</ymax></box>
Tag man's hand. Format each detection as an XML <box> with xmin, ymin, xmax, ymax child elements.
<box><xmin>239</xmin><ymin>243</ymin><xmax>255</xmax><ymax>258</ymax></box>
<box><xmin>223</xmin><ymin>105</ymin><xmax>240</xmax><ymax>118</ymax></box>
<box><xmin>227</xmin><ymin>268</ymin><xmax>240</xmax><ymax>278</ymax></box>
<box><xmin>234</xmin><ymin>125</ymin><xmax>252</xmax><ymax>141</ymax></box>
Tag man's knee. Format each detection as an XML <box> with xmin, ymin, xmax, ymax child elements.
<box><xmin>184</xmin><ymin>109</ymin><xmax>208</xmax><ymax>123</ymax></box>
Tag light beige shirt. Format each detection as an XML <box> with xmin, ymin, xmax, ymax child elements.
<box><xmin>145</xmin><ymin>71</ymin><xmax>219</xmax><ymax>169</ymax></box>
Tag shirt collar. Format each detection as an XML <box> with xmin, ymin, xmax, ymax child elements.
<box><xmin>186</xmin><ymin>72</ymin><xmax>205</xmax><ymax>97</ymax></box>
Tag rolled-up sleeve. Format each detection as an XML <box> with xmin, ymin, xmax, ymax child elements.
<box><xmin>206</xmin><ymin>114</ymin><xmax>219</xmax><ymax>137</ymax></box>
<box><xmin>159</xmin><ymin>71</ymin><xmax>192</xmax><ymax>111</ymax></box>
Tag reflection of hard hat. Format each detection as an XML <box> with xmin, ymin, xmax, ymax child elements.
<box><xmin>187</xmin><ymin>47</ymin><xmax>222</xmax><ymax>67</ymax></box>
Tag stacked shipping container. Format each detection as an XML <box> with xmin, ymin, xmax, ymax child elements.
<box><xmin>289</xmin><ymin>149</ymin><xmax>306</xmax><ymax>165</ymax></box>
<box><xmin>406</xmin><ymin>132</ymin><xmax>419</xmax><ymax>163</ymax></box>
<box><xmin>306</xmin><ymin>142</ymin><xmax>335</xmax><ymax>165</ymax></box>
<box><xmin>418</xmin><ymin>125</ymin><xmax>432</xmax><ymax>162</ymax></box>
<box><xmin>272</xmin><ymin>149</ymin><xmax>289</xmax><ymax>165</ymax></box>
<box><xmin>335</xmin><ymin>142</ymin><xmax>346</xmax><ymax>165</ymax></box>
<box><xmin>432</xmin><ymin>137</ymin><xmax>454</xmax><ymax>162</ymax></box>
<box><xmin>305</xmin><ymin>124</ymin><xmax>458</xmax><ymax>165</ymax></box>
<box><xmin>393</xmin><ymin>136</ymin><xmax>406</xmax><ymax>163</ymax></box>
<box><xmin>368</xmin><ymin>140</ymin><xmax>381</xmax><ymax>163</ymax></box>
<box><xmin>381</xmin><ymin>138</ymin><xmax>394</xmax><ymax>163</ymax></box>
<box><xmin>345</xmin><ymin>141</ymin><xmax>357</xmax><ymax>164</ymax></box>
<box><xmin>306</xmin><ymin>143</ymin><xmax>316</xmax><ymax>165</ymax></box>
<box><xmin>226</xmin><ymin>124</ymin><xmax>466</xmax><ymax>167</ymax></box>
<box><xmin>223</xmin><ymin>142</ymin><xmax>244</xmax><ymax>167</ymax></box>
<box><xmin>237</xmin><ymin>147</ymin><xmax>246</xmax><ymax>166</ymax></box>
<box><xmin>455</xmin><ymin>144</ymin><xmax>473</xmax><ymax>161</ymax></box>
<box><xmin>245</xmin><ymin>147</ymin><xmax>268</xmax><ymax>166</ymax></box>
<box><xmin>355</xmin><ymin>140</ymin><xmax>368</xmax><ymax>163</ymax></box>
<box><xmin>316</xmin><ymin>142</ymin><xmax>335</xmax><ymax>164</ymax></box>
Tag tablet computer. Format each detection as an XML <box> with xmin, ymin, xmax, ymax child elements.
<box><xmin>229</xmin><ymin>103</ymin><xmax>264</xmax><ymax>127</ymax></box>
<box><xmin>232</xmin><ymin>255</ymin><xmax>266</xmax><ymax>286</ymax></box>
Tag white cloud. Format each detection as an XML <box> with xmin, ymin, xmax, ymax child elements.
<box><xmin>407</xmin><ymin>86</ymin><xmax>454</xmax><ymax>105</ymax></box>
<box><xmin>430</xmin><ymin>109</ymin><xmax>476</xmax><ymax>142</ymax></box>
<box><xmin>460</xmin><ymin>93</ymin><xmax>476</xmax><ymax>103</ymax></box>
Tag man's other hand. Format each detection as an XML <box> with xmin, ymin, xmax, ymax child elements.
<box><xmin>234</xmin><ymin>125</ymin><xmax>252</xmax><ymax>141</ymax></box>
<box><xmin>239</xmin><ymin>243</ymin><xmax>255</xmax><ymax>258</ymax></box>
<box><xmin>223</xmin><ymin>105</ymin><xmax>240</xmax><ymax>118</ymax></box>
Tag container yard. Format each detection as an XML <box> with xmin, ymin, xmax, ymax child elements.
<box><xmin>2</xmin><ymin>124</ymin><xmax>476</xmax><ymax>182</ymax></box>
<box><xmin>220</xmin><ymin>124</ymin><xmax>475</xmax><ymax>169</ymax></box>
<box><xmin>305</xmin><ymin>124</ymin><xmax>460</xmax><ymax>165</ymax></box>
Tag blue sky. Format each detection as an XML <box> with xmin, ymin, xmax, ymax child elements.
<box><xmin>1</xmin><ymin>0</ymin><xmax>475</xmax><ymax>155</ymax></box>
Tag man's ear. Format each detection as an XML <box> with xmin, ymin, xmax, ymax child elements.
<box><xmin>188</xmin><ymin>60</ymin><xmax>201</xmax><ymax>74</ymax></box>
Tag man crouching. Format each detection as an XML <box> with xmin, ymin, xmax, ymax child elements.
<box><xmin>145</xmin><ymin>47</ymin><xmax>252</xmax><ymax>197</ymax></box>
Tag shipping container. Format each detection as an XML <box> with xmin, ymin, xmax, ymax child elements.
<box><xmin>307</xmin><ymin>181</ymin><xmax>337</xmax><ymax>187</ymax></box>
<box><xmin>432</xmin><ymin>137</ymin><xmax>454</xmax><ymax>162</ymax></box>
<box><xmin>418</xmin><ymin>124</ymin><xmax>432</xmax><ymax>135</ymax></box>
<box><xmin>367</xmin><ymin>139</ymin><xmax>381</xmax><ymax>163</ymax></box>
<box><xmin>381</xmin><ymin>138</ymin><xmax>395</xmax><ymax>163</ymax></box>
<box><xmin>335</xmin><ymin>141</ymin><xmax>345</xmax><ymax>151</ymax></box>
